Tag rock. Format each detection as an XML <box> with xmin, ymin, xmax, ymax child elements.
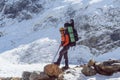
<box><xmin>22</xmin><ymin>71</ymin><xmax>31</xmax><ymax>80</ymax></box>
<box><xmin>29</xmin><ymin>71</ymin><xmax>49</xmax><ymax>80</ymax></box>
<box><xmin>44</xmin><ymin>64</ymin><xmax>63</xmax><ymax>77</ymax></box>
<box><xmin>58</xmin><ymin>73</ymin><xmax>64</xmax><ymax>80</ymax></box>
<box><xmin>88</xmin><ymin>59</ymin><xmax>95</xmax><ymax>67</ymax></box>
<box><xmin>81</xmin><ymin>64</ymin><xmax>97</xmax><ymax>76</ymax></box>
<box><xmin>111</xmin><ymin>29</ymin><xmax>120</xmax><ymax>41</ymax></box>
<box><xmin>11</xmin><ymin>77</ymin><xmax>22</xmax><ymax>80</ymax></box>
<box><xmin>82</xmin><ymin>59</ymin><xmax>120</xmax><ymax>76</ymax></box>
<box><xmin>94</xmin><ymin>60</ymin><xmax>120</xmax><ymax>76</ymax></box>
<box><xmin>94</xmin><ymin>63</ymin><xmax>114</xmax><ymax>76</ymax></box>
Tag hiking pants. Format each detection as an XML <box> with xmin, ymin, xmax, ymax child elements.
<box><xmin>56</xmin><ymin>46</ymin><xmax>69</xmax><ymax>67</ymax></box>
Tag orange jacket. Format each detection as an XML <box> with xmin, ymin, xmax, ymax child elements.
<box><xmin>61</xmin><ymin>34</ymin><xmax>69</xmax><ymax>47</ymax></box>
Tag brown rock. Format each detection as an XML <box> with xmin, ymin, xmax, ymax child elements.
<box><xmin>29</xmin><ymin>71</ymin><xmax>49</xmax><ymax>80</ymax></box>
<box><xmin>81</xmin><ymin>64</ymin><xmax>97</xmax><ymax>76</ymax></box>
<box><xmin>11</xmin><ymin>77</ymin><xmax>22</xmax><ymax>80</ymax></box>
<box><xmin>44</xmin><ymin>64</ymin><xmax>63</xmax><ymax>77</ymax></box>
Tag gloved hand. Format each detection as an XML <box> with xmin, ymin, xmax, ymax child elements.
<box><xmin>60</xmin><ymin>41</ymin><xmax>64</xmax><ymax>47</ymax></box>
<box><xmin>60</xmin><ymin>44</ymin><xmax>63</xmax><ymax>47</ymax></box>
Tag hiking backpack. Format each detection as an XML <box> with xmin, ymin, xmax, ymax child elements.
<box><xmin>64</xmin><ymin>23</ymin><xmax>79</xmax><ymax>47</ymax></box>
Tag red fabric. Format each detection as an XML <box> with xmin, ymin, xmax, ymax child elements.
<box><xmin>61</xmin><ymin>34</ymin><xmax>69</xmax><ymax>46</ymax></box>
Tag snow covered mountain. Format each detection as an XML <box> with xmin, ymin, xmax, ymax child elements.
<box><xmin>0</xmin><ymin>0</ymin><xmax>120</xmax><ymax>54</ymax></box>
<box><xmin>0</xmin><ymin>0</ymin><xmax>120</xmax><ymax>79</ymax></box>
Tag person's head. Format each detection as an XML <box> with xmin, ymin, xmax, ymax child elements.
<box><xmin>59</xmin><ymin>27</ymin><xmax>65</xmax><ymax>34</ymax></box>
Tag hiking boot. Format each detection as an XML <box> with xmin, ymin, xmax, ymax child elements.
<box><xmin>62</xmin><ymin>66</ymin><xmax>69</xmax><ymax>70</ymax></box>
<box><xmin>53</xmin><ymin>62</ymin><xmax>60</xmax><ymax>66</ymax></box>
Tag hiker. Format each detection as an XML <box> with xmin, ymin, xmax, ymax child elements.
<box><xmin>54</xmin><ymin>19</ymin><xmax>79</xmax><ymax>70</ymax></box>
<box><xmin>54</xmin><ymin>27</ymin><xmax>70</xmax><ymax>69</ymax></box>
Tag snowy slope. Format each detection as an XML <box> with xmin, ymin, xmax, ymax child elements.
<box><xmin>0</xmin><ymin>0</ymin><xmax>119</xmax><ymax>53</ymax></box>
<box><xmin>96</xmin><ymin>47</ymin><xmax>120</xmax><ymax>62</ymax></box>
<box><xmin>0</xmin><ymin>38</ymin><xmax>93</xmax><ymax>64</ymax></box>
<box><xmin>0</xmin><ymin>45</ymin><xmax>120</xmax><ymax>80</ymax></box>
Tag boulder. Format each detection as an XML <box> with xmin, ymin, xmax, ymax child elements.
<box><xmin>29</xmin><ymin>71</ymin><xmax>49</xmax><ymax>80</ymax></box>
<box><xmin>94</xmin><ymin>60</ymin><xmax>120</xmax><ymax>76</ymax></box>
<box><xmin>82</xmin><ymin>59</ymin><xmax>120</xmax><ymax>76</ymax></box>
<box><xmin>22</xmin><ymin>71</ymin><xmax>31</xmax><ymax>80</ymax></box>
<box><xmin>81</xmin><ymin>64</ymin><xmax>97</xmax><ymax>76</ymax></box>
<box><xmin>44</xmin><ymin>64</ymin><xmax>63</xmax><ymax>77</ymax></box>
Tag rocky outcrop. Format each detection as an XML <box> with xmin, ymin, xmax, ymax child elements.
<box><xmin>1</xmin><ymin>0</ymin><xmax>43</xmax><ymax>20</ymax></box>
<box><xmin>78</xmin><ymin>31</ymin><xmax>120</xmax><ymax>55</ymax></box>
<box><xmin>111</xmin><ymin>29</ymin><xmax>120</xmax><ymax>41</ymax></box>
<box><xmin>22</xmin><ymin>71</ymin><xmax>62</xmax><ymax>80</ymax></box>
<box><xmin>82</xmin><ymin>59</ymin><xmax>120</xmax><ymax>76</ymax></box>
<box><xmin>21</xmin><ymin>64</ymin><xmax>63</xmax><ymax>80</ymax></box>
<box><xmin>29</xmin><ymin>72</ymin><xmax>49</xmax><ymax>80</ymax></box>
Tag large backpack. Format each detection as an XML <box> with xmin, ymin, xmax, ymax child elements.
<box><xmin>64</xmin><ymin>23</ymin><xmax>79</xmax><ymax>47</ymax></box>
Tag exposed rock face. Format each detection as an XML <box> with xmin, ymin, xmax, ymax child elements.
<box><xmin>78</xmin><ymin>30</ymin><xmax>120</xmax><ymax>55</ymax></box>
<box><xmin>111</xmin><ymin>29</ymin><xmax>120</xmax><ymax>41</ymax></box>
<box><xmin>74</xmin><ymin>4</ymin><xmax>120</xmax><ymax>55</ymax></box>
<box><xmin>1</xmin><ymin>0</ymin><xmax>43</xmax><ymax>20</ymax></box>
<box><xmin>0</xmin><ymin>0</ymin><xmax>120</xmax><ymax>56</ymax></box>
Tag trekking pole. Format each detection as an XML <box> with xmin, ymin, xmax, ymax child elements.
<box><xmin>52</xmin><ymin>45</ymin><xmax>61</xmax><ymax>63</ymax></box>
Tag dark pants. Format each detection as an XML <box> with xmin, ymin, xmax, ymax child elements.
<box><xmin>56</xmin><ymin>46</ymin><xmax>69</xmax><ymax>67</ymax></box>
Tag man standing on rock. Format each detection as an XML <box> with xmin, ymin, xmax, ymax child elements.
<box><xmin>54</xmin><ymin>27</ymin><xmax>70</xmax><ymax>69</ymax></box>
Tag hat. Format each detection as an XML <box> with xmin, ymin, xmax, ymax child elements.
<box><xmin>59</xmin><ymin>27</ymin><xmax>65</xmax><ymax>31</ymax></box>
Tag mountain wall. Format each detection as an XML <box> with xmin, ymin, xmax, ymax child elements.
<box><xmin>0</xmin><ymin>0</ymin><xmax>120</xmax><ymax>63</ymax></box>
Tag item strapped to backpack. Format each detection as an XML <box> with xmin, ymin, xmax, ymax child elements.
<box><xmin>64</xmin><ymin>22</ymin><xmax>79</xmax><ymax>47</ymax></box>
<box><xmin>68</xmin><ymin>26</ymin><xmax>76</xmax><ymax>42</ymax></box>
